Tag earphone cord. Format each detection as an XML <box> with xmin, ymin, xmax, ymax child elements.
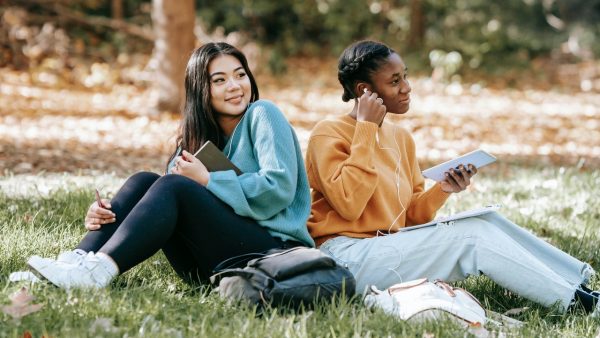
<box><xmin>375</xmin><ymin>127</ymin><xmax>407</xmax><ymax>237</ymax></box>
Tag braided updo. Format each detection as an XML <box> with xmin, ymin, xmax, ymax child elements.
<box><xmin>338</xmin><ymin>40</ymin><xmax>394</xmax><ymax>102</ymax></box>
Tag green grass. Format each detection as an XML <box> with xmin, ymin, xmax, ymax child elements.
<box><xmin>1</xmin><ymin>165</ymin><xmax>599</xmax><ymax>337</ymax></box>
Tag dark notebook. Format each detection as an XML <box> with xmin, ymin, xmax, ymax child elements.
<box><xmin>194</xmin><ymin>141</ymin><xmax>242</xmax><ymax>175</ymax></box>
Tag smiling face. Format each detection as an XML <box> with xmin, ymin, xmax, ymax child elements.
<box><xmin>367</xmin><ymin>53</ymin><xmax>411</xmax><ymax>115</ymax></box>
<box><xmin>209</xmin><ymin>54</ymin><xmax>252</xmax><ymax>119</ymax></box>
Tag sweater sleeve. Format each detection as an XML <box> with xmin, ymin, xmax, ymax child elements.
<box><xmin>307</xmin><ymin>121</ymin><xmax>379</xmax><ymax>221</ymax></box>
<box><xmin>206</xmin><ymin>102</ymin><xmax>298</xmax><ymax>220</ymax></box>
<box><xmin>405</xmin><ymin>136</ymin><xmax>450</xmax><ymax>225</ymax></box>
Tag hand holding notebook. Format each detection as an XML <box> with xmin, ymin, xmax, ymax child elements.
<box><xmin>170</xmin><ymin>141</ymin><xmax>242</xmax><ymax>177</ymax></box>
<box><xmin>192</xmin><ymin>141</ymin><xmax>242</xmax><ymax>175</ymax></box>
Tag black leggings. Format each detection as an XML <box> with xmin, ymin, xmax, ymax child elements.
<box><xmin>77</xmin><ymin>171</ymin><xmax>289</xmax><ymax>283</ymax></box>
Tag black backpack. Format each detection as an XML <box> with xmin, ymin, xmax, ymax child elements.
<box><xmin>210</xmin><ymin>247</ymin><xmax>356</xmax><ymax>308</ymax></box>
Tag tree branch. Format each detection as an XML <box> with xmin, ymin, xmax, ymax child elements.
<box><xmin>52</xmin><ymin>4</ymin><xmax>154</xmax><ymax>41</ymax></box>
<box><xmin>4</xmin><ymin>0</ymin><xmax>154</xmax><ymax>41</ymax></box>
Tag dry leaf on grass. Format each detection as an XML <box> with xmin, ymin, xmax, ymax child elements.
<box><xmin>1</xmin><ymin>287</ymin><xmax>43</xmax><ymax>320</ymax></box>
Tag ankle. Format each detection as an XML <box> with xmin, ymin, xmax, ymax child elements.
<box><xmin>96</xmin><ymin>252</ymin><xmax>120</xmax><ymax>276</ymax></box>
<box><xmin>572</xmin><ymin>289</ymin><xmax>598</xmax><ymax>314</ymax></box>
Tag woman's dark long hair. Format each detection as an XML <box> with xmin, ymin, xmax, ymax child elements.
<box><xmin>337</xmin><ymin>40</ymin><xmax>394</xmax><ymax>102</ymax></box>
<box><xmin>166</xmin><ymin>42</ymin><xmax>259</xmax><ymax>170</ymax></box>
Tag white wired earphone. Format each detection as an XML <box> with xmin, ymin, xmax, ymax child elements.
<box><xmin>374</xmin><ymin>127</ymin><xmax>407</xmax><ymax>237</ymax></box>
<box><xmin>360</xmin><ymin>86</ymin><xmax>408</xmax><ymax>237</ymax></box>
<box><xmin>374</xmin><ymin>127</ymin><xmax>410</xmax><ymax>283</ymax></box>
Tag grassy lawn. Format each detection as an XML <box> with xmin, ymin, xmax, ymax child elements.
<box><xmin>1</xmin><ymin>165</ymin><xmax>599</xmax><ymax>337</ymax></box>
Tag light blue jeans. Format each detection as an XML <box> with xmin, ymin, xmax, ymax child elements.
<box><xmin>320</xmin><ymin>211</ymin><xmax>595</xmax><ymax>310</ymax></box>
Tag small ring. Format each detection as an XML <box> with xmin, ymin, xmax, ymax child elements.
<box><xmin>376</xmin><ymin>98</ymin><xmax>383</xmax><ymax>104</ymax></box>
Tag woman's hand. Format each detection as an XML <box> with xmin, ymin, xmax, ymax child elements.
<box><xmin>171</xmin><ymin>150</ymin><xmax>210</xmax><ymax>186</ymax></box>
<box><xmin>357</xmin><ymin>89</ymin><xmax>387</xmax><ymax>125</ymax></box>
<box><xmin>84</xmin><ymin>199</ymin><xmax>116</xmax><ymax>231</ymax></box>
<box><xmin>440</xmin><ymin>164</ymin><xmax>478</xmax><ymax>193</ymax></box>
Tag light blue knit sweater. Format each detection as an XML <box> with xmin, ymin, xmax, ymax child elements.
<box><xmin>205</xmin><ymin>100</ymin><xmax>314</xmax><ymax>247</ymax></box>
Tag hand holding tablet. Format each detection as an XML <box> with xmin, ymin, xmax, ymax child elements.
<box><xmin>422</xmin><ymin>149</ymin><xmax>496</xmax><ymax>182</ymax></box>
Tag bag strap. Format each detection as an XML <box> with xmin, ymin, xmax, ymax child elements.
<box><xmin>209</xmin><ymin>268</ymin><xmax>273</xmax><ymax>291</ymax></box>
<box><xmin>210</xmin><ymin>268</ymin><xmax>251</xmax><ymax>284</ymax></box>
<box><xmin>434</xmin><ymin>280</ymin><xmax>485</xmax><ymax>308</ymax></box>
<box><xmin>212</xmin><ymin>252</ymin><xmax>268</xmax><ymax>274</ymax></box>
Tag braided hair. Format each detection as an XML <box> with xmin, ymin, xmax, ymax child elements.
<box><xmin>338</xmin><ymin>40</ymin><xmax>394</xmax><ymax>102</ymax></box>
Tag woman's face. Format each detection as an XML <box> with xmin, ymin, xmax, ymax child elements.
<box><xmin>369</xmin><ymin>53</ymin><xmax>411</xmax><ymax>115</ymax></box>
<box><xmin>209</xmin><ymin>54</ymin><xmax>252</xmax><ymax>118</ymax></box>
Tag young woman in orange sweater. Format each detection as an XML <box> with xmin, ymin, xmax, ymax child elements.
<box><xmin>306</xmin><ymin>40</ymin><xmax>598</xmax><ymax>314</ymax></box>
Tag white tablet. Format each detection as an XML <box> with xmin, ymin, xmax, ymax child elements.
<box><xmin>422</xmin><ymin>149</ymin><xmax>496</xmax><ymax>182</ymax></box>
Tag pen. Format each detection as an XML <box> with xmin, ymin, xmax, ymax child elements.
<box><xmin>95</xmin><ymin>188</ymin><xmax>106</xmax><ymax>209</ymax></box>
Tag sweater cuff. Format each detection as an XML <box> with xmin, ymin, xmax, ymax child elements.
<box><xmin>429</xmin><ymin>183</ymin><xmax>451</xmax><ymax>206</ymax></box>
<box><xmin>354</xmin><ymin>121</ymin><xmax>379</xmax><ymax>146</ymax></box>
<box><xmin>350</xmin><ymin>121</ymin><xmax>378</xmax><ymax>158</ymax></box>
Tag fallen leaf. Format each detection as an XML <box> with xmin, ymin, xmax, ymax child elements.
<box><xmin>1</xmin><ymin>287</ymin><xmax>44</xmax><ymax>320</ymax></box>
<box><xmin>10</xmin><ymin>287</ymin><xmax>35</xmax><ymax>304</ymax></box>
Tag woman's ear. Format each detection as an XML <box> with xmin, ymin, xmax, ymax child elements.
<box><xmin>355</xmin><ymin>82</ymin><xmax>370</xmax><ymax>96</ymax></box>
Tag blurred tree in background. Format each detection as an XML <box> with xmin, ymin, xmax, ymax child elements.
<box><xmin>198</xmin><ymin>0</ymin><xmax>600</xmax><ymax>72</ymax></box>
<box><xmin>151</xmin><ymin>0</ymin><xmax>195</xmax><ymax>113</ymax></box>
<box><xmin>1</xmin><ymin>0</ymin><xmax>599</xmax><ymax>92</ymax></box>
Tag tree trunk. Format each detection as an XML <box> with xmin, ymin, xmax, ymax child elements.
<box><xmin>408</xmin><ymin>0</ymin><xmax>425</xmax><ymax>49</ymax></box>
<box><xmin>151</xmin><ymin>0</ymin><xmax>195</xmax><ymax>114</ymax></box>
<box><xmin>112</xmin><ymin>0</ymin><xmax>123</xmax><ymax>20</ymax></box>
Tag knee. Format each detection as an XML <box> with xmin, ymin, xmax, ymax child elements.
<box><xmin>455</xmin><ymin>217</ymin><xmax>501</xmax><ymax>239</ymax></box>
<box><xmin>127</xmin><ymin>171</ymin><xmax>161</xmax><ymax>187</ymax></box>
<box><xmin>153</xmin><ymin>173</ymin><xmax>204</xmax><ymax>194</ymax></box>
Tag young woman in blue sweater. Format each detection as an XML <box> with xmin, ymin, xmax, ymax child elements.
<box><xmin>28</xmin><ymin>42</ymin><xmax>313</xmax><ymax>289</ymax></box>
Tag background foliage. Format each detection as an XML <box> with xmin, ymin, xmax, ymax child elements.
<box><xmin>197</xmin><ymin>0</ymin><xmax>600</xmax><ymax>72</ymax></box>
<box><xmin>2</xmin><ymin>0</ymin><xmax>600</xmax><ymax>75</ymax></box>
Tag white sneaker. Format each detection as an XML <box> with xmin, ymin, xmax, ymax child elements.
<box><xmin>28</xmin><ymin>252</ymin><xmax>116</xmax><ymax>289</ymax></box>
<box><xmin>56</xmin><ymin>249</ymin><xmax>87</xmax><ymax>264</ymax></box>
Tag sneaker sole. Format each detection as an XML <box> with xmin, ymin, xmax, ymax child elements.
<box><xmin>27</xmin><ymin>257</ymin><xmax>61</xmax><ymax>288</ymax></box>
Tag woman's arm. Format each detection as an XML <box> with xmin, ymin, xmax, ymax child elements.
<box><xmin>206</xmin><ymin>101</ymin><xmax>300</xmax><ymax>220</ymax></box>
<box><xmin>306</xmin><ymin>121</ymin><xmax>380</xmax><ymax>221</ymax></box>
<box><xmin>405</xmin><ymin>136</ymin><xmax>450</xmax><ymax>225</ymax></box>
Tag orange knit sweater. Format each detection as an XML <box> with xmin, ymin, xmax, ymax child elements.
<box><xmin>306</xmin><ymin>115</ymin><xmax>450</xmax><ymax>246</ymax></box>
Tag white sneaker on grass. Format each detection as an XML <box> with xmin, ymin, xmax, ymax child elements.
<box><xmin>27</xmin><ymin>252</ymin><xmax>118</xmax><ymax>289</ymax></box>
<box><xmin>56</xmin><ymin>248</ymin><xmax>87</xmax><ymax>264</ymax></box>
<box><xmin>26</xmin><ymin>249</ymin><xmax>87</xmax><ymax>276</ymax></box>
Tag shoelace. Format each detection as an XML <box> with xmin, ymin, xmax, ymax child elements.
<box><xmin>57</xmin><ymin>249</ymin><xmax>87</xmax><ymax>264</ymax></box>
